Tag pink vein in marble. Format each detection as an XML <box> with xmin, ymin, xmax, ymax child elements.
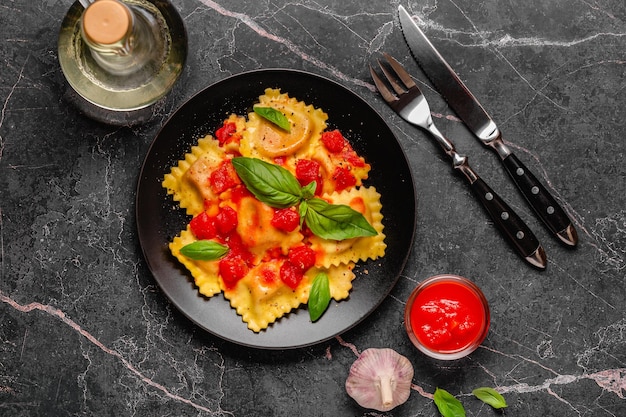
<box><xmin>0</xmin><ymin>291</ymin><xmax>219</xmax><ymax>414</ymax></box>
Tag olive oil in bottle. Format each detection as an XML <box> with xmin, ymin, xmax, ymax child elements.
<box><xmin>58</xmin><ymin>0</ymin><xmax>187</xmax><ymax>125</ymax></box>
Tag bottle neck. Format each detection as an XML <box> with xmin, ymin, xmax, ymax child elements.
<box><xmin>80</xmin><ymin>0</ymin><xmax>159</xmax><ymax>76</ymax></box>
<box><xmin>81</xmin><ymin>0</ymin><xmax>132</xmax><ymax>50</ymax></box>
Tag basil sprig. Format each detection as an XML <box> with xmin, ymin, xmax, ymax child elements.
<box><xmin>432</xmin><ymin>387</ymin><xmax>508</xmax><ymax>417</ymax></box>
<box><xmin>253</xmin><ymin>106</ymin><xmax>291</xmax><ymax>131</ymax></box>
<box><xmin>305</xmin><ymin>198</ymin><xmax>377</xmax><ymax>240</ymax></box>
<box><xmin>472</xmin><ymin>387</ymin><xmax>507</xmax><ymax>409</ymax></box>
<box><xmin>232</xmin><ymin>157</ymin><xmax>377</xmax><ymax>240</ymax></box>
<box><xmin>433</xmin><ymin>388</ymin><xmax>465</xmax><ymax>417</ymax></box>
<box><xmin>308</xmin><ymin>272</ymin><xmax>331</xmax><ymax>322</ymax></box>
<box><xmin>180</xmin><ymin>240</ymin><xmax>229</xmax><ymax>260</ymax></box>
<box><xmin>232</xmin><ymin>157</ymin><xmax>302</xmax><ymax>208</ymax></box>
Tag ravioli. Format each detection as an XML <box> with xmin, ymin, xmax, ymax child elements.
<box><xmin>239</xmin><ymin>88</ymin><xmax>327</xmax><ymax>161</ymax></box>
<box><xmin>163</xmin><ymin>89</ymin><xmax>386</xmax><ymax>332</ymax></box>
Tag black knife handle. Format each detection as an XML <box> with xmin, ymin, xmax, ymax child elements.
<box><xmin>470</xmin><ymin>177</ymin><xmax>546</xmax><ymax>269</ymax></box>
<box><xmin>502</xmin><ymin>153</ymin><xmax>577</xmax><ymax>247</ymax></box>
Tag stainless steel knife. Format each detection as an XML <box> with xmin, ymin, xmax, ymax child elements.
<box><xmin>398</xmin><ymin>5</ymin><xmax>578</xmax><ymax>247</ymax></box>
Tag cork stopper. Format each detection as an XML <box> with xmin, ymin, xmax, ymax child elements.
<box><xmin>82</xmin><ymin>0</ymin><xmax>131</xmax><ymax>45</ymax></box>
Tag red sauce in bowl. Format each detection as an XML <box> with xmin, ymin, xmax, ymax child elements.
<box><xmin>405</xmin><ymin>275</ymin><xmax>490</xmax><ymax>360</ymax></box>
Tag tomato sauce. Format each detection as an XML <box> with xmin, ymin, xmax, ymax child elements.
<box><xmin>405</xmin><ymin>275</ymin><xmax>489</xmax><ymax>359</ymax></box>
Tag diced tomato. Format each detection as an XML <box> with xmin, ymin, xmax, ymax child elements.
<box><xmin>215</xmin><ymin>122</ymin><xmax>238</xmax><ymax>146</ymax></box>
<box><xmin>215</xmin><ymin>206</ymin><xmax>238</xmax><ymax>235</ymax></box>
<box><xmin>321</xmin><ymin>130</ymin><xmax>346</xmax><ymax>153</ymax></box>
<box><xmin>295</xmin><ymin>159</ymin><xmax>321</xmax><ymax>191</ymax></box>
<box><xmin>295</xmin><ymin>159</ymin><xmax>320</xmax><ymax>184</ymax></box>
<box><xmin>219</xmin><ymin>256</ymin><xmax>248</xmax><ymax>287</ymax></box>
<box><xmin>209</xmin><ymin>160</ymin><xmax>241</xmax><ymax>194</ymax></box>
<box><xmin>189</xmin><ymin>211</ymin><xmax>216</xmax><ymax>240</ymax></box>
<box><xmin>271</xmin><ymin>208</ymin><xmax>300</xmax><ymax>232</ymax></box>
<box><xmin>228</xmin><ymin>185</ymin><xmax>252</xmax><ymax>204</ymax></box>
<box><xmin>224</xmin><ymin>233</ymin><xmax>253</xmax><ymax>261</ymax></box>
<box><xmin>280</xmin><ymin>261</ymin><xmax>304</xmax><ymax>289</ymax></box>
<box><xmin>288</xmin><ymin>245</ymin><xmax>316</xmax><ymax>270</ymax></box>
<box><xmin>224</xmin><ymin>232</ymin><xmax>244</xmax><ymax>254</ymax></box>
<box><xmin>332</xmin><ymin>166</ymin><xmax>356</xmax><ymax>191</ymax></box>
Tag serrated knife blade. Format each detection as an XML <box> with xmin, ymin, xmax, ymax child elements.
<box><xmin>398</xmin><ymin>5</ymin><xmax>578</xmax><ymax>247</ymax></box>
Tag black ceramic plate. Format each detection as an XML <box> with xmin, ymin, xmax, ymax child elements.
<box><xmin>136</xmin><ymin>69</ymin><xmax>416</xmax><ymax>349</ymax></box>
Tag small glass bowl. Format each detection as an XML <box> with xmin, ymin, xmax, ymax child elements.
<box><xmin>404</xmin><ymin>274</ymin><xmax>490</xmax><ymax>360</ymax></box>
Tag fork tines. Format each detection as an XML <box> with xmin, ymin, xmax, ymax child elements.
<box><xmin>370</xmin><ymin>53</ymin><xmax>418</xmax><ymax>103</ymax></box>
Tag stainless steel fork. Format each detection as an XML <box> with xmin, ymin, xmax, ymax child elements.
<box><xmin>371</xmin><ymin>53</ymin><xmax>546</xmax><ymax>269</ymax></box>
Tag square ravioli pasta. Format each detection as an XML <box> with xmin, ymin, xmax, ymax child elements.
<box><xmin>163</xmin><ymin>88</ymin><xmax>386</xmax><ymax>332</ymax></box>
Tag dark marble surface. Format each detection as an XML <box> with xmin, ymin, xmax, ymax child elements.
<box><xmin>1</xmin><ymin>0</ymin><xmax>625</xmax><ymax>415</ymax></box>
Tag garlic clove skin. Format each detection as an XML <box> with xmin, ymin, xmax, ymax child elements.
<box><xmin>345</xmin><ymin>348</ymin><xmax>414</xmax><ymax>412</ymax></box>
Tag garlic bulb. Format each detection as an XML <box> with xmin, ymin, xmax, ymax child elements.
<box><xmin>345</xmin><ymin>348</ymin><xmax>414</xmax><ymax>411</ymax></box>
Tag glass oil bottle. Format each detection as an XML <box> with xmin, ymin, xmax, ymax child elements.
<box><xmin>58</xmin><ymin>0</ymin><xmax>187</xmax><ymax>125</ymax></box>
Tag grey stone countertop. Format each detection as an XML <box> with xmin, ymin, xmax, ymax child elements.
<box><xmin>1</xmin><ymin>0</ymin><xmax>625</xmax><ymax>416</ymax></box>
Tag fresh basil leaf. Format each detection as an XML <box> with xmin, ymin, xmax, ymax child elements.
<box><xmin>298</xmin><ymin>199</ymin><xmax>308</xmax><ymax>226</ymax></box>
<box><xmin>301</xmin><ymin>181</ymin><xmax>316</xmax><ymax>199</ymax></box>
<box><xmin>308</xmin><ymin>272</ymin><xmax>331</xmax><ymax>322</ymax></box>
<box><xmin>180</xmin><ymin>240</ymin><xmax>229</xmax><ymax>260</ymax></box>
<box><xmin>253</xmin><ymin>106</ymin><xmax>291</xmax><ymax>131</ymax></box>
<box><xmin>472</xmin><ymin>387</ymin><xmax>507</xmax><ymax>409</ymax></box>
<box><xmin>305</xmin><ymin>198</ymin><xmax>377</xmax><ymax>240</ymax></box>
<box><xmin>232</xmin><ymin>157</ymin><xmax>302</xmax><ymax>208</ymax></box>
<box><xmin>433</xmin><ymin>388</ymin><xmax>466</xmax><ymax>417</ymax></box>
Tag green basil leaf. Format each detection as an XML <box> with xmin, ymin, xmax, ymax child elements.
<box><xmin>433</xmin><ymin>388</ymin><xmax>466</xmax><ymax>417</ymax></box>
<box><xmin>180</xmin><ymin>240</ymin><xmax>229</xmax><ymax>260</ymax></box>
<box><xmin>298</xmin><ymin>199</ymin><xmax>308</xmax><ymax>227</ymax></box>
<box><xmin>308</xmin><ymin>272</ymin><xmax>331</xmax><ymax>322</ymax></box>
<box><xmin>305</xmin><ymin>198</ymin><xmax>377</xmax><ymax>240</ymax></box>
<box><xmin>472</xmin><ymin>387</ymin><xmax>507</xmax><ymax>409</ymax></box>
<box><xmin>232</xmin><ymin>157</ymin><xmax>302</xmax><ymax>208</ymax></box>
<box><xmin>253</xmin><ymin>106</ymin><xmax>291</xmax><ymax>131</ymax></box>
<box><xmin>301</xmin><ymin>181</ymin><xmax>316</xmax><ymax>199</ymax></box>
